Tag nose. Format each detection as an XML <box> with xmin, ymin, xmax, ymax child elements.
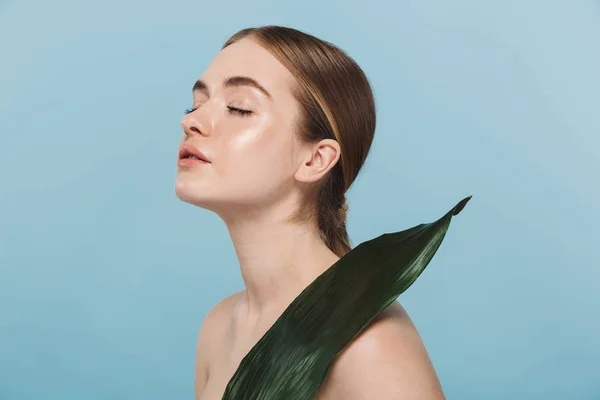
<box><xmin>181</xmin><ymin>106</ymin><xmax>213</xmax><ymax>137</ymax></box>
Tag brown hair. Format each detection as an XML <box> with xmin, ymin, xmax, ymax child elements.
<box><xmin>222</xmin><ymin>26</ymin><xmax>376</xmax><ymax>258</ymax></box>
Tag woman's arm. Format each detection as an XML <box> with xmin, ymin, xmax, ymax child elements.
<box><xmin>194</xmin><ymin>292</ymin><xmax>240</xmax><ymax>399</ymax></box>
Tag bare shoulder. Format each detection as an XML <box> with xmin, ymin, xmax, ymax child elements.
<box><xmin>194</xmin><ymin>290</ymin><xmax>243</xmax><ymax>399</ymax></box>
<box><xmin>315</xmin><ymin>301</ymin><xmax>446</xmax><ymax>400</ymax></box>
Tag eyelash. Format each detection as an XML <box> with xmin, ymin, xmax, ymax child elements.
<box><xmin>184</xmin><ymin>106</ymin><xmax>253</xmax><ymax>117</ymax></box>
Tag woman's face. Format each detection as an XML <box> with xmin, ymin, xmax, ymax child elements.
<box><xmin>175</xmin><ymin>38</ymin><xmax>305</xmax><ymax>216</ymax></box>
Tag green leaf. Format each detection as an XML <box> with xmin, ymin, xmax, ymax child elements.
<box><xmin>222</xmin><ymin>195</ymin><xmax>472</xmax><ymax>400</ymax></box>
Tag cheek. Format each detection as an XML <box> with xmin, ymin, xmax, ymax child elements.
<box><xmin>217</xmin><ymin>118</ymin><xmax>296</xmax><ymax>189</ymax></box>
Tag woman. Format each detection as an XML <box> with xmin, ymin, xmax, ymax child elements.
<box><xmin>176</xmin><ymin>25</ymin><xmax>469</xmax><ymax>400</ymax></box>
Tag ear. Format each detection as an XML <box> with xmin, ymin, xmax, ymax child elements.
<box><xmin>294</xmin><ymin>139</ymin><xmax>341</xmax><ymax>183</ymax></box>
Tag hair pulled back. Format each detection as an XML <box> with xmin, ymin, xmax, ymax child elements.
<box><xmin>222</xmin><ymin>26</ymin><xmax>376</xmax><ymax>257</ymax></box>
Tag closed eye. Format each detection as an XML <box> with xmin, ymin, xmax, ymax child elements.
<box><xmin>183</xmin><ymin>106</ymin><xmax>253</xmax><ymax>117</ymax></box>
<box><xmin>227</xmin><ymin>106</ymin><xmax>253</xmax><ymax>117</ymax></box>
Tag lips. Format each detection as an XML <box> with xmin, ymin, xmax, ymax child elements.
<box><xmin>178</xmin><ymin>143</ymin><xmax>211</xmax><ymax>163</ymax></box>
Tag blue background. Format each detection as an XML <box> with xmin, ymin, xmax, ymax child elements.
<box><xmin>1</xmin><ymin>1</ymin><xmax>599</xmax><ymax>399</ymax></box>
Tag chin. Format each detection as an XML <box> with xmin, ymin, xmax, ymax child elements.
<box><xmin>175</xmin><ymin>180</ymin><xmax>212</xmax><ymax>208</ymax></box>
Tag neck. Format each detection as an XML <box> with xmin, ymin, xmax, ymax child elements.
<box><xmin>220</xmin><ymin>201</ymin><xmax>340</xmax><ymax>324</ymax></box>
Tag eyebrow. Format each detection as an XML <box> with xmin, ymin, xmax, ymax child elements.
<box><xmin>192</xmin><ymin>76</ymin><xmax>272</xmax><ymax>99</ymax></box>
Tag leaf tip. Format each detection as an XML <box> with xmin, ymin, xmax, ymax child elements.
<box><xmin>452</xmin><ymin>195</ymin><xmax>472</xmax><ymax>216</ymax></box>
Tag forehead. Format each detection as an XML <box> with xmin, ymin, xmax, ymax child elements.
<box><xmin>201</xmin><ymin>38</ymin><xmax>295</xmax><ymax>100</ymax></box>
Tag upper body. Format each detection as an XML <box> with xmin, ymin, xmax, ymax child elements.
<box><xmin>193</xmin><ymin>291</ymin><xmax>445</xmax><ymax>399</ymax></box>
<box><xmin>175</xmin><ymin>25</ymin><xmax>446</xmax><ymax>399</ymax></box>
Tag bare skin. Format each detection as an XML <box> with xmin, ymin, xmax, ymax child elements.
<box><xmin>176</xmin><ymin>37</ymin><xmax>445</xmax><ymax>399</ymax></box>
<box><xmin>194</xmin><ymin>292</ymin><xmax>445</xmax><ymax>400</ymax></box>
